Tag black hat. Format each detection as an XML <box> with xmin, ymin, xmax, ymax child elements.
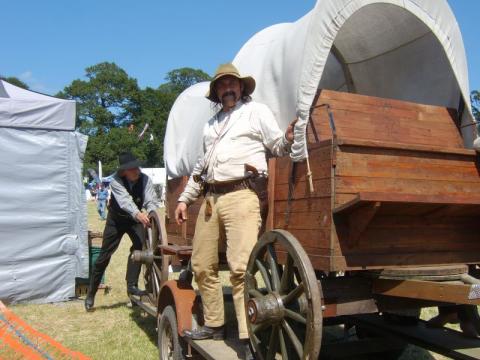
<box><xmin>118</xmin><ymin>152</ymin><xmax>141</xmax><ymax>170</ymax></box>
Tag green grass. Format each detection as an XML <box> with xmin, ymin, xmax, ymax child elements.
<box><xmin>7</xmin><ymin>202</ymin><xmax>457</xmax><ymax>359</ymax></box>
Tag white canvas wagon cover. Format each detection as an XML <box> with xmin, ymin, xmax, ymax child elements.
<box><xmin>165</xmin><ymin>0</ymin><xmax>477</xmax><ymax>178</ymax></box>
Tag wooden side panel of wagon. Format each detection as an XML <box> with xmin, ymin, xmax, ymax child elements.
<box><xmin>270</xmin><ymin>90</ymin><xmax>480</xmax><ymax>272</ymax></box>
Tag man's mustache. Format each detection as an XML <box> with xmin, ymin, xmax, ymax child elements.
<box><xmin>221</xmin><ymin>91</ymin><xmax>236</xmax><ymax>101</ymax></box>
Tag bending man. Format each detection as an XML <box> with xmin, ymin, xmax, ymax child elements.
<box><xmin>85</xmin><ymin>151</ymin><xmax>158</xmax><ymax>311</ymax></box>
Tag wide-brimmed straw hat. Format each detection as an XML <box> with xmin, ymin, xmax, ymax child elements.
<box><xmin>206</xmin><ymin>63</ymin><xmax>256</xmax><ymax>102</ymax></box>
<box><xmin>118</xmin><ymin>151</ymin><xmax>141</xmax><ymax>171</ymax></box>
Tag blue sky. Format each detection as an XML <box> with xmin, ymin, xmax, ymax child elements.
<box><xmin>1</xmin><ymin>1</ymin><xmax>478</xmax><ymax>96</ymax></box>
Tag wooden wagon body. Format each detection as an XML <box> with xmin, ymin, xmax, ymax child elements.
<box><xmin>134</xmin><ymin>90</ymin><xmax>480</xmax><ymax>360</ymax></box>
<box><xmin>165</xmin><ymin>89</ymin><xmax>480</xmax><ymax>272</ymax></box>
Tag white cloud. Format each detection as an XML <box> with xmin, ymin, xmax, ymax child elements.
<box><xmin>17</xmin><ymin>70</ymin><xmax>49</xmax><ymax>93</ymax></box>
<box><xmin>19</xmin><ymin>71</ymin><xmax>33</xmax><ymax>81</ymax></box>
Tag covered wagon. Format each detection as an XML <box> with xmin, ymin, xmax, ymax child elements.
<box><xmin>134</xmin><ymin>1</ymin><xmax>480</xmax><ymax>359</ymax></box>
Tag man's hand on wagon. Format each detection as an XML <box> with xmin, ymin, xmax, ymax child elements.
<box><xmin>285</xmin><ymin>118</ymin><xmax>297</xmax><ymax>143</ymax></box>
<box><xmin>175</xmin><ymin>202</ymin><xmax>188</xmax><ymax>225</ymax></box>
<box><xmin>136</xmin><ymin>211</ymin><xmax>151</xmax><ymax>227</ymax></box>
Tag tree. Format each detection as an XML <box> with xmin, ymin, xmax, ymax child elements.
<box><xmin>84</xmin><ymin>127</ymin><xmax>150</xmax><ymax>175</ymax></box>
<box><xmin>159</xmin><ymin>67</ymin><xmax>210</xmax><ymax>94</ymax></box>
<box><xmin>57</xmin><ymin>63</ymin><xmax>211</xmax><ymax>176</ymax></box>
<box><xmin>472</xmin><ymin>90</ymin><xmax>480</xmax><ymax>123</ymax></box>
<box><xmin>135</xmin><ymin>87</ymin><xmax>177</xmax><ymax>168</ymax></box>
<box><xmin>0</xmin><ymin>76</ymin><xmax>29</xmax><ymax>89</ymax></box>
<box><xmin>57</xmin><ymin>62</ymin><xmax>140</xmax><ymax>135</ymax></box>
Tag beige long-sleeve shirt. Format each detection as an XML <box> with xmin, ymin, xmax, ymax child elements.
<box><xmin>178</xmin><ymin>100</ymin><xmax>290</xmax><ymax>205</ymax></box>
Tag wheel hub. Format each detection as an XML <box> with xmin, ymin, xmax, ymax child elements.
<box><xmin>132</xmin><ymin>249</ymin><xmax>159</xmax><ymax>264</ymax></box>
<box><xmin>247</xmin><ymin>293</ymin><xmax>285</xmax><ymax>324</ymax></box>
<box><xmin>132</xmin><ymin>249</ymin><xmax>154</xmax><ymax>264</ymax></box>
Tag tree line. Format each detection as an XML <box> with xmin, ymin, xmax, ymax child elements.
<box><xmin>2</xmin><ymin>68</ymin><xmax>480</xmax><ymax>176</ymax></box>
<box><xmin>3</xmin><ymin>63</ymin><xmax>211</xmax><ymax>175</ymax></box>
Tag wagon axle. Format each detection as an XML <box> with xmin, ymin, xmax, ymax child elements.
<box><xmin>131</xmin><ymin>249</ymin><xmax>162</xmax><ymax>265</ymax></box>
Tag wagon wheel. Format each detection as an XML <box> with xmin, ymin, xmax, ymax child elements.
<box><xmin>245</xmin><ymin>229</ymin><xmax>322</xmax><ymax>360</ymax></box>
<box><xmin>142</xmin><ymin>211</ymin><xmax>170</xmax><ymax>303</ymax></box>
<box><xmin>158</xmin><ymin>305</ymin><xmax>186</xmax><ymax>360</ymax></box>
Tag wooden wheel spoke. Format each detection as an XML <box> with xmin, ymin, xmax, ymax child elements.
<box><xmin>267</xmin><ymin>244</ymin><xmax>281</xmax><ymax>292</ymax></box>
<box><xmin>281</xmin><ymin>319</ymin><xmax>303</xmax><ymax>359</ymax></box>
<box><xmin>152</xmin><ymin>262</ymin><xmax>162</xmax><ymax>275</ymax></box>
<box><xmin>266</xmin><ymin>324</ymin><xmax>279</xmax><ymax>360</ymax></box>
<box><xmin>294</xmin><ymin>268</ymin><xmax>302</xmax><ymax>286</ymax></box>
<box><xmin>146</xmin><ymin>228</ymin><xmax>153</xmax><ymax>250</ymax></box>
<box><xmin>252</xmin><ymin>322</ymin><xmax>271</xmax><ymax>334</ymax></box>
<box><xmin>152</xmin><ymin>263</ymin><xmax>162</xmax><ymax>290</ymax></box>
<box><xmin>255</xmin><ymin>259</ymin><xmax>272</xmax><ymax>292</ymax></box>
<box><xmin>279</xmin><ymin>327</ymin><xmax>288</xmax><ymax>360</ymax></box>
<box><xmin>280</xmin><ymin>255</ymin><xmax>294</xmax><ymax>294</ymax></box>
<box><xmin>282</xmin><ymin>282</ymin><xmax>304</xmax><ymax>305</ymax></box>
<box><xmin>248</xmin><ymin>288</ymin><xmax>265</xmax><ymax>299</ymax></box>
<box><xmin>284</xmin><ymin>308</ymin><xmax>307</xmax><ymax>325</ymax></box>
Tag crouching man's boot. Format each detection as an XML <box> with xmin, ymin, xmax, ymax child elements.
<box><xmin>84</xmin><ymin>288</ymin><xmax>96</xmax><ymax>312</ymax></box>
<box><xmin>126</xmin><ymin>255</ymin><xmax>147</xmax><ymax>297</ymax></box>
<box><xmin>183</xmin><ymin>325</ymin><xmax>225</xmax><ymax>340</ymax></box>
<box><xmin>127</xmin><ymin>283</ymin><xmax>147</xmax><ymax>297</ymax></box>
<box><xmin>85</xmin><ymin>269</ymin><xmax>104</xmax><ymax>312</ymax></box>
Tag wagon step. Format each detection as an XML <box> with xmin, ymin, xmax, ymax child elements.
<box><xmin>185</xmin><ymin>337</ymin><xmax>244</xmax><ymax>360</ymax></box>
<box><xmin>184</xmin><ymin>303</ymin><xmax>242</xmax><ymax>360</ymax></box>
<box><xmin>349</xmin><ymin>314</ymin><xmax>480</xmax><ymax>360</ymax></box>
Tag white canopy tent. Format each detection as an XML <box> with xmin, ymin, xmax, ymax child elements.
<box><xmin>141</xmin><ymin>167</ymin><xmax>166</xmax><ymax>186</ymax></box>
<box><xmin>0</xmin><ymin>80</ymin><xmax>88</xmax><ymax>304</ymax></box>
<box><xmin>141</xmin><ymin>168</ymin><xmax>167</xmax><ymax>206</ymax></box>
<box><xmin>164</xmin><ymin>0</ymin><xmax>478</xmax><ymax>178</ymax></box>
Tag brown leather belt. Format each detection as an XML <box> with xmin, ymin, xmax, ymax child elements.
<box><xmin>205</xmin><ymin>179</ymin><xmax>250</xmax><ymax>195</ymax></box>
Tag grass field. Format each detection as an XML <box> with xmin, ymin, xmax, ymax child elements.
<box><xmin>9</xmin><ymin>202</ymin><xmax>456</xmax><ymax>359</ymax></box>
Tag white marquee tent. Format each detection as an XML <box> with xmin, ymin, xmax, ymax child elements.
<box><xmin>165</xmin><ymin>0</ymin><xmax>478</xmax><ymax>178</ymax></box>
<box><xmin>141</xmin><ymin>167</ymin><xmax>166</xmax><ymax>186</ymax></box>
<box><xmin>0</xmin><ymin>80</ymin><xmax>88</xmax><ymax>304</ymax></box>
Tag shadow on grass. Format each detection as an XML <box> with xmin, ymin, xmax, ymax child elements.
<box><xmin>91</xmin><ymin>301</ymin><xmax>131</xmax><ymax>311</ymax></box>
<box><xmin>129</xmin><ymin>306</ymin><xmax>158</xmax><ymax>347</ymax></box>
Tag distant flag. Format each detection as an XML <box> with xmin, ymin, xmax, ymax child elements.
<box><xmin>87</xmin><ymin>168</ymin><xmax>100</xmax><ymax>185</ymax></box>
<box><xmin>138</xmin><ymin>123</ymin><xmax>150</xmax><ymax>140</ymax></box>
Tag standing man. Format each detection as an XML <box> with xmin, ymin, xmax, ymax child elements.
<box><xmin>85</xmin><ymin>151</ymin><xmax>159</xmax><ymax>311</ymax></box>
<box><xmin>96</xmin><ymin>184</ymin><xmax>109</xmax><ymax>220</ymax></box>
<box><xmin>175</xmin><ymin>63</ymin><xmax>295</xmax><ymax>359</ymax></box>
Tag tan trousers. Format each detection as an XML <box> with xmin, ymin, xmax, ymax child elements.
<box><xmin>191</xmin><ymin>189</ymin><xmax>261</xmax><ymax>339</ymax></box>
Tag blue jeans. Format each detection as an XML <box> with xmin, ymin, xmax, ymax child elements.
<box><xmin>97</xmin><ymin>199</ymin><xmax>107</xmax><ymax>220</ymax></box>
